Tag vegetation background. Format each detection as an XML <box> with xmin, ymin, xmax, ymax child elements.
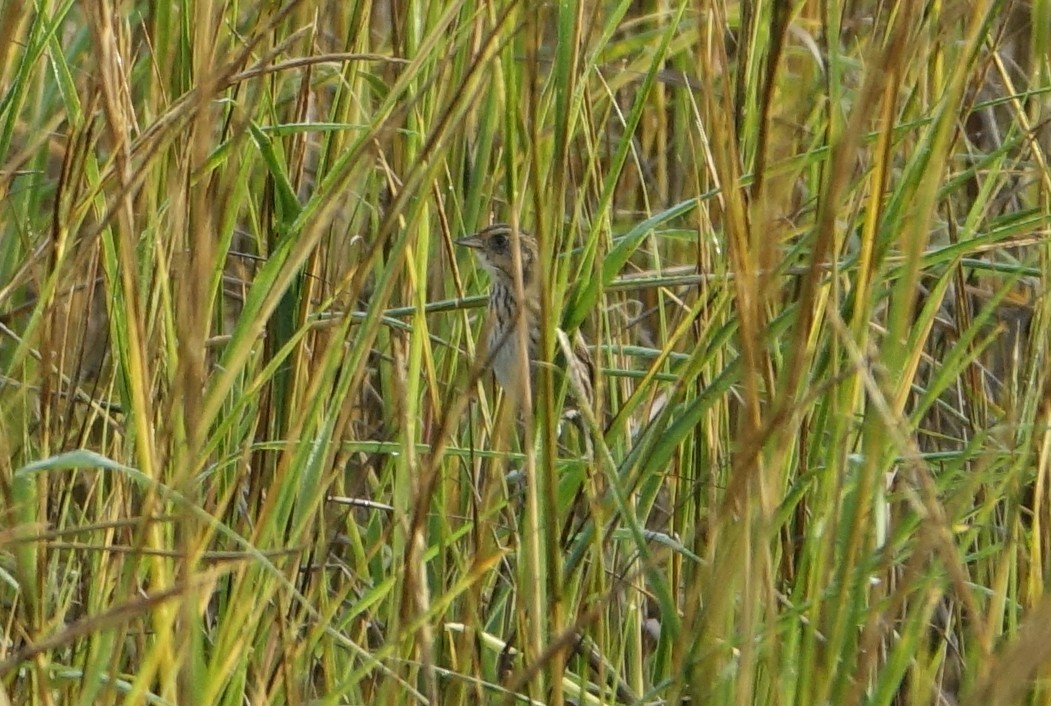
<box><xmin>1</xmin><ymin>1</ymin><xmax>1050</xmax><ymax>704</ymax></box>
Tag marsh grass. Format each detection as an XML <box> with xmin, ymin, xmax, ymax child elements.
<box><xmin>1</xmin><ymin>1</ymin><xmax>1050</xmax><ymax>704</ymax></box>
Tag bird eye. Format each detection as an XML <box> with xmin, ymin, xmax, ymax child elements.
<box><xmin>490</xmin><ymin>233</ymin><xmax>507</xmax><ymax>250</ymax></box>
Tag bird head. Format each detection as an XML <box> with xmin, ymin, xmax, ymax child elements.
<box><xmin>456</xmin><ymin>224</ymin><xmax>538</xmax><ymax>288</ymax></box>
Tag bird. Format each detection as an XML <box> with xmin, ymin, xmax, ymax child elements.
<box><xmin>456</xmin><ymin>223</ymin><xmax>594</xmax><ymax>412</ymax></box>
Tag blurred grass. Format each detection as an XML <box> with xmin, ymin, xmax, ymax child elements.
<box><xmin>1</xmin><ymin>1</ymin><xmax>1051</xmax><ymax>705</ymax></box>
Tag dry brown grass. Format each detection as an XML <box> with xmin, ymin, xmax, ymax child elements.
<box><xmin>1</xmin><ymin>2</ymin><xmax>1050</xmax><ymax>705</ymax></box>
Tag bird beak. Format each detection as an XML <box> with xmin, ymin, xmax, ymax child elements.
<box><xmin>456</xmin><ymin>236</ymin><xmax>484</xmax><ymax>249</ymax></box>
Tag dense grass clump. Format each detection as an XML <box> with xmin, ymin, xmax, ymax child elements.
<box><xmin>1</xmin><ymin>2</ymin><xmax>1050</xmax><ymax>705</ymax></box>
